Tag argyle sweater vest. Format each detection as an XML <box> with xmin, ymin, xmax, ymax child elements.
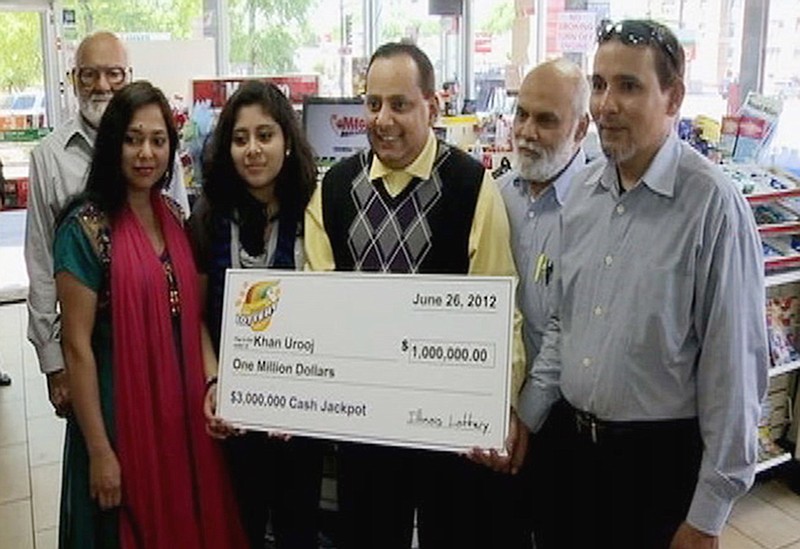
<box><xmin>321</xmin><ymin>141</ymin><xmax>483</xmax><ymax>274</ymax></box>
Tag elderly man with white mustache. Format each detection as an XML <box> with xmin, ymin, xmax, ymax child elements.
<box><xmin>494</xmin><ymin>58</ymin><xmax>589</xmax><ymax>548</ymax></box>
<box><xmin>25</xmin><ymin>31</ymin><xmax>189</xmax><ymax>418</ymax></box>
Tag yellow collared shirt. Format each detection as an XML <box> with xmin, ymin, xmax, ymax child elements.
<box><xmin>367</xmin><ymin>130</ymin><xmax>438</xmax><ymax>196</ymax></box>
<box><xmin>304</xmin><ymin>131</ymin><xmax>526</xmax><ymax>401</ymax></box>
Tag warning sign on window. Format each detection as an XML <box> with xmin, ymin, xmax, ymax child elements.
<box><xmin>556</xmin><ymin>11</ymin><xmax>597</xmax><ymax>53</ymax></box>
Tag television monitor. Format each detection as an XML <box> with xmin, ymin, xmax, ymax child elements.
<box><xmin>429</xmin><ymin>0</ymin><xmax>463</xmax><ymax>16</ymax></box>
<box><xmin>302</xmin><ymin>97</ymin><xmax>369</xmax><ymax>162</ymax></box>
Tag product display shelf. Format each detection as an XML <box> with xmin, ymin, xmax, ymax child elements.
<box><xmin>756</xmin><ymin>362</ymin><xmax>796</xmax><ymax>472</ymax></box>
<box><xmin>766</xmin><ymin>270</ymin><xmax>800</xmax><ymax>288</ymax></box>
<box><xmin>769</xmin><ymin>359</ymin><xmax>800</xmax><ymax>378</ymax></box>
<box><xmin>739</xmin><ymin>168</ymin><xmax>800</xmax><ymax>270</ymax></box>
<box><xmin>738</xmin><ymin>165</ymin><xmax>800</xmax><ymax>473</ymax></box>
<box><xmin>736</xmin><ymin>163</ymin><xmax>800</xmax><ymax>204</ymax></box>
<box><xmin>745</xmin><ymin>188</ymin><xmax>800</xmax><ymax>205</ymax></box>
<box><xmin>755</xmin><ymin>451</ymin><xmax>793</xmax><ymax>474</ymax></box>
<box><xmin>757</xmin><ymin>271</ymin><xmax>799</xmax><ymax>473</ymax></box>
<box><xmin>766</xmin><ymin>256</ymin><xmax>800</xmax><ymax>271</ymax></box>
<box><xmin>759</xmin><ymin>222</ymin><xmax>800</xmax><ymax>236</ymax></box>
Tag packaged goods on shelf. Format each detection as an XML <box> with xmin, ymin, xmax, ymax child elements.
<box><xmin>753</xmin><ymin>203</ymin><xmax>799</xmax><ymax>224</ymax></box>
<box><xmin>734</xmin><ymin>117</ymin><xmax>769</xmax><ymax>164</ymax></box>
<box><xmin>719</xmin><ymin>116</ymin><xmax>738</xmax><ymax>158</ymax></box>
<box><xmin>758</xmin><ymin>376</ymin><xmax>794</xmax><ymax>463</ymax></box>
<box><xmin>767</xmin><ymin>296</ymin><xmax>800</xmax><ymax>367</ymax></box>
<box><xmin>763</xmin><ymin>236</ymin><xmax>800</xmax><ymax>258</ymax></box>
<box><xmin>733</xmin><ymin>92</ymin><xmax>782</xmax><ymax>163</ymax></box>
<box><xmin>759</xmin><ymin>427</ymin><xmax>788</xmax><ymax>463</ymax></box>
<box><xmin>721</xmin><ymin>164</ymin><xmax>799</xmax><ymax>198</ymax></box>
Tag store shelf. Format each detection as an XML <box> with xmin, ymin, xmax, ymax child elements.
<box><xmin>755</xmin><ymin>451</ymin><xmax>793</xmax><ymax>474</ymax></box>
<box><xmin>766</xmin><ymin>270</ymin><xmax>800</xmax><ymax>287</ymax></box>
<box><xmin>766</xmin><ymin>256</ymin><xmax>800</xmax><ymax>271</ymax></box>
<box><xmin>759</xmin><ymin>222</ymin><xmax>800</xmax><ymax>236</ymax></box>
<box><xmin>769</xmin><ymin>360</ymin><xmax>800</xmax><ymax>378</ymax></box>
<box><xmin>746</xmin><ymin>189</ymin><xmax>800</xmax><ymax>205</ymax></box>
<box><xmin>740</xmin><ymin>167</ymin><xmax>800</xmax><ymax>205</ymax></box>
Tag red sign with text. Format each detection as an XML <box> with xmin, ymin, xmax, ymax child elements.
<box><xmin>192</xmin><ymin>75</ymin><xmax>319</xmax><ymax>107</ymax></box>
<box><xmin>475</xmin><ymin>32</ymin><xmax>492</xmax><ymax>54</ymax></box>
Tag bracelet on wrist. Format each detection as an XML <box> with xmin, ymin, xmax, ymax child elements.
<box><xmin>205</xmin><ymin>376</ymin><xmax>218</xmax><ymax>392</ymax></box>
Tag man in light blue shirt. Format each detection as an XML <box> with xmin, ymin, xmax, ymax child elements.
<box><xmin>517</xmin><ymin>20</ymin><xmax>768</xmax><ymax>549</ymax></box>
<box><xmin>496</xmin><ymin>58</ymin><xmax>589</xmax><ymax>549</ymax></box>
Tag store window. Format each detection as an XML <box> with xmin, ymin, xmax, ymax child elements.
<box><xmin>0</xmin><ymin>10</ymin><xmax>43</xmax><ymax>95</ymax></box>
<box><xmin>55</xmin><ymin>0</ymin><xmax>206</xmax><ymax>104</ymax></box>
<box><xmin>375</xmin><ymin>0</ymin><xmax>445</xmax><ymax>85</ymax></box>
<box><xmin>763</xmin><ymin>0</ymin><xmax>800</xmax><ymax>163</ymax></box>
<box><xmin>470</xmin><ymin>1</ymin><xmax>517</xmax><ymax>115</ymax></box>
<box><xmin>286</xmin><ymin>0</ymin><xmax>364</xmax><ymax>97</ymax></box>
<box><xmin>0</xmin><ymin>8</ymin><xmax>45</xmax><ymax>209</ymax></box>
<box><xmin>529</xmin><ymin>0</ymin><xmax>746</xmax><ymax>122</ymax></box>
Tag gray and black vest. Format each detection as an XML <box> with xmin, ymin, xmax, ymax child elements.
<box><xmin>321</xmin><ymin>141</ymin><xmax>484</xmax><ymax>274</ymax></box>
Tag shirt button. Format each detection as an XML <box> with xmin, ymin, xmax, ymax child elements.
<box><xmin>582</xmin><ymin>357</ymin><xmax>592</xmax><ymax>367</ymax></box>
<box><xmin>604</xmin><ymin>255</ymin><xmax>613</xmax><ymax>266</ymax></box>
<box><xmin>528</xmin><ymin>211</ymin><xmax>535</xmax><ymax>218</ymax></box>
<box><xmin>616</xmin><ymin>204</ymin><xmax>625</xmax><ymax>215</ymax></box>
<box><xmin>593</xmin><ymin>306</ymin><xmax>603</xmax><ymax>316</ymax></box>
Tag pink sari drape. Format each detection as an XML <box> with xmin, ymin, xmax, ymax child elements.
<box><xmin>110</xmin><ymin>192</ymin><xmax>246</xmax><ymax>549</ymax></box>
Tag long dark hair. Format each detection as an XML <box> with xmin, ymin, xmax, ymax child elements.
<box><xmin>202</xmin><ymin>80</ymin><xmax>317</xmax><ymax>256</ymax></box>
<box><xmin>84</xmin><ymin>80</ymin><xmax>178</xmax><ymax>216</ymax></box>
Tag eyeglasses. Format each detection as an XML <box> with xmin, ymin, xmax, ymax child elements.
<box><xmin>73</xmin><ymin>66</ymin><xmax>130</xmax><ymax>87</ymax></box>
<box><xmin>597</xmin><ymin>20</ymin><xmax>680</xmax><ymax>73</ymax></box>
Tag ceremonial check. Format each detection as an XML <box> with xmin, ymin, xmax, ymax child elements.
<box><xmin>216</xmin><ymin>271</ymin><xmax>515</xmax><ymax>453</ymax></box>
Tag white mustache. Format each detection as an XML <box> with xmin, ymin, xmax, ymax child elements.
<box><xmin>515</xmin><ymin>139</ymin><xmax>545</xmax><ymax>156</ymax></box>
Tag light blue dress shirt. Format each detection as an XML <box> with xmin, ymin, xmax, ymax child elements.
<box><xmin>496</xmin><ymin>149</ymin><xmax>585</xmax><ymax>366</ymax></box>
<box><xmin>518</xmin><ymin>132</ymin><xmax>768</xmax><ymax>535</ymax></box>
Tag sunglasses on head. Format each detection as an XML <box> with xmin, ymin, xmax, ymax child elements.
<box><xmin>597</xmin><ymin>20</ymin><xmax>680</xmax><ymax>73</ymax></box>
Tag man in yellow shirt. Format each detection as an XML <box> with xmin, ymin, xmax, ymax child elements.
<box><xmin>305</xmin><ymin>42</ymin><xmax>528</xmax><ymax>548</ymax></box>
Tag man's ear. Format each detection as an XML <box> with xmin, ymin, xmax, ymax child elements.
<box><xmin>70</xmin><ymin>70</ymin><xmax>79</xmax><ymax>97</ymax></box>
<box><xmin>666</xmin><ymin>79</ymin><xmax>685</xmax><ymax>117</ymax></box>
<box><xmin>426</xmin><ymin>94</ymin><xmax>439</xmax><ymax>126</ymax></box>
<box><xmin>574</xmin><ymin>113</ymin><xmax>590</xmax><ymax>144</ymax></box>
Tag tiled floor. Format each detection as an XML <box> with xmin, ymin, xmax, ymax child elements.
<box><xmin>0</xmin><ymin>302</ymin><xmax>63</xmax><ymax>549</ymax></box>
<box><xmin>1</xmin><ymin>300</ymin><xmax>800</xmax><ymax>548</ymax></box>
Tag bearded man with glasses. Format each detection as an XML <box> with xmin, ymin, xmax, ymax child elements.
<box><xmin>516</xmin><ymin>19</ymin><xmax>767</xmax><ymax>549</ymax></box>
<box><xmin>25</xmin><ymin>31</ymin><xmax>189</xmax><ymax>418</ymax></box>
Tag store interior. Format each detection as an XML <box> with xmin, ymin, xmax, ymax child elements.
<box><xmin>2</xmin><ymin>0</ymin><xmax>800</xmax><ymax>547</ymax></box>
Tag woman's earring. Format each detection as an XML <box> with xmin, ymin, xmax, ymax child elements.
<box><xmin>285</xmin><ymin>149</ymin><xmax>291</xmax><ymax>157</ymax></box>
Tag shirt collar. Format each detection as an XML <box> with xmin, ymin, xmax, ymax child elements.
<box><xmin>597</xmin><ymin>132</ymin><xmax>680</xmax><ymax>198</ymax></box>
<box><xmin>369</xmin><ymin>130</ymin><xmax>437</xmax><ymax>182</ymax></box>
<box><xmin>513</xmin><ymin>148</ymin><xmax>586</xmax><ymax>206</ymax></box>
<box><xmin>64</xmin><ymin>115</ymin><xmax>97</xmax><ymax>151</ymax></box>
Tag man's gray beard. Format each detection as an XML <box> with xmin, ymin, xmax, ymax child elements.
<box><xmin>601</xmin><ymin>142</ymin><xmax>635</xmax><ymax>164</ymax></box>
<box><xmin>78</xmin><ymin>96</ymin><xmax>111</xmax><ymax>128</ymax></box>
<box><xmin>515</xmin><ymin>139</ymin><xmax>575</xmax><ymax>182</ymax></box>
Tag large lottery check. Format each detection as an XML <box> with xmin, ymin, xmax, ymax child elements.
<box><xmin>216</xmin><ymin>270</ymin><xmax>515</xmax><ymax>453</ymax></box>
